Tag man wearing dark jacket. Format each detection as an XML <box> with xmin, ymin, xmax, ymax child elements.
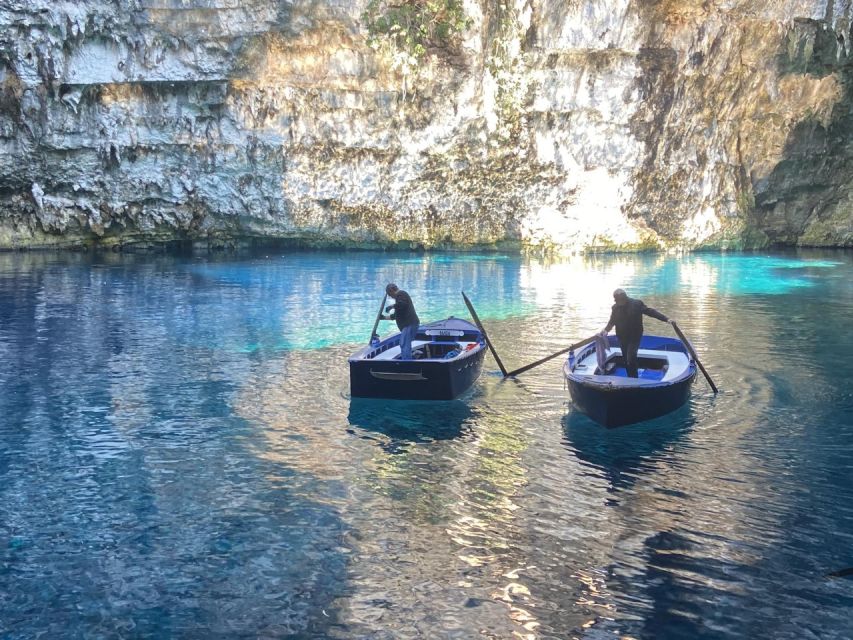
<box><xmin>602</xmin><ymin>289</ymin><xmax>675</xmax><ymax>378</ymax></box>
<box><xmin>381</xmin><ymin>283</ymin><xmax>420</xmax><ymax>360</ymax></box>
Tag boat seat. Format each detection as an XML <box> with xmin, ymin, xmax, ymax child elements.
<box><xmin>371</xmin><ymin>340</ymin><xmax>430</xmax><ymax>361</ymax></box>
<box><xmin>605</xmin><ymin>367</ymin><xmax>666</xmax><ymax>380</ymax></box>
<box><xmin>421</xmin><ymin>341</ymin><xmax>462</xmax><ymax>359</ymax></box>
<box><xmin>660</xmin><ymin>351</ymin><xmax>689</xmax><ymax>381</ymax></box>
<box><xmin>370</xmin><ymin>340</ymin><xmax>478</xmax><ymax>361</ymax></box>
<box><xmin>581</xmin><ymin>347</ymin><xmax>690</xmax><ymax>382</ymax></box>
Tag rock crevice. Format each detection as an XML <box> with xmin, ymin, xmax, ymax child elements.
<box><xmin>0</xmin><ymin>0</ymin><xmax>850</xmax><ymax>250</ymax></box>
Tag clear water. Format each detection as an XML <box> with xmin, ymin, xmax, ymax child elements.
<box><xmin>1</xmin><ymin>249</ymin><xmax>852</xmax><ymax>639</ymax></box>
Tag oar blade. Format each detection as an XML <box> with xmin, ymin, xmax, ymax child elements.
<box><xmin>504</xmin><ymin>334</ymin><xmax>599</xmax><ymax>377</ymax></box>
<box><xmin>368</xmin><ymin>293</ymin><xmax>388</xmax><ymax>344</ymax></box>
<box><xmin>504</xmin><ymin>347</ymin><xmax>570</xmax><ymax>378</ymax></box>
<box><xmin>461</xmin><ymin>291</ymin><xmax>508</xmax><ymax>376</ymax></box>
<box><xmin>672</xmin><ymin>322</ymin><xmax>718</xmax><ymax>394</ymax></box>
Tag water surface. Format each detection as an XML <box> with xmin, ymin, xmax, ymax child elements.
<box><xmin>1</xmin><ymin>249</ymin><xmax>851</xmax><ymax>639</ymax></box>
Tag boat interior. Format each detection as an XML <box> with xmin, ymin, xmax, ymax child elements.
<box><xmin>369</xmin><ymin>339</ymin><xmax>481</xmax><ymax>361</ymax></box>
<box><xmin>574</xmin><ymin>347</ymin><xmax>690</xmax><ymax>382</ymax></box>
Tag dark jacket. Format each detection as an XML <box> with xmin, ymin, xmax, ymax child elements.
<box><xmin>605</xmin><ymin>297</ymin><xmax>668</xmax><ymax>341</ymax></box>
<box><xmin>389</xmin><ymin>290</ymin><xmax>420</xmax><ymax>330</ymax></box>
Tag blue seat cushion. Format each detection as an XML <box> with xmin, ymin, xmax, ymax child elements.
<box><xmin>610</xmin><ymin>367</ymin><xmax>665</xmax><ymax>380</ymax></box>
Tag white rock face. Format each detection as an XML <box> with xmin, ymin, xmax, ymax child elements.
<box><xmin>0</xmin><ymin>0</ymin><xmax>850</xmax><ymax>250</ymax></box>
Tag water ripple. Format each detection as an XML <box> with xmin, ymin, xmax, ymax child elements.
<box><xmin>0</xmin><ymin>249</ymin><xmax>851</xmax><ymax>638</ymax></box>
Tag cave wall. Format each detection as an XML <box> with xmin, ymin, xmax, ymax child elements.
<box><xmin>0</xmin><ymin>0</ymin><xmax>850</xmax><ymax>251</ymax></box>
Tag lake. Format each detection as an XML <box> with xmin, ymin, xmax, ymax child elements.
<box><xmin>1</xmin><ymin>249</ymin><xmax>851</xmax><ymax>639</ymax></box>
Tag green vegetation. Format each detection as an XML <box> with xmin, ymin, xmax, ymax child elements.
<box><xmin>482</xmin><ymin>2</ymin><xmax>529</xmax><ymax>144</ymax></box>
<box><xmin>699</xmin><ymin>223</ymin><xmax>771</xmax><ymax>250</ymax></box>
<box><xmin>735</xmin><ymin>185</ymin><xmax>755</xmax><ymax>217</ymax></box>
<box><xmin>589</xmin><ymin>233</ymin><xmax>662</xmax><ymax>253</ymax></box>
<box><xmin>363</xmin><ymin>0</ymin><xmax>471</xmax><ymax>72</ymax></box>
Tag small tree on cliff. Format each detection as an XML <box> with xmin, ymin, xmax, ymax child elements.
<box><xmin>362</xmin><ymin>0</ymin><xmax>471</xmax><ymax>79</ymax></box>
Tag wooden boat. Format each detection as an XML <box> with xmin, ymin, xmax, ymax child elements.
<box><xmin>348</xmin><ymin>317</ymin><xmax>487</xmax><ymax>400</ymax></box>
<box><xmin>563</xmin><ymin>334</ymin><xmax>696</xmax><ymax>427</ymax></box>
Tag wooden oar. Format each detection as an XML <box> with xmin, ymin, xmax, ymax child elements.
<box><xmin>369</xmin><ymin>293</ymin><xmax>388</xmax><ymax>344</ymax></box>
<box><xmin>461</xmin><ymin>291</ymin><xmax>508</xmax><ymax>376</ymax></box>
<box><xmin>504</xmin><ymin>334</ymin><xmax>599</xmax><ymax>378</ymax></box>
<box><xmin>671</xmin><ymin>321</ymin><xmax>718</xmax><ymax>394</ymax></box>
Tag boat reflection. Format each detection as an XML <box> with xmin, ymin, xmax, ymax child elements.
<box><xmin>561</xmin><ymin>405</ymin><xmax>695</xmax><ymax>491</ymax></box>
<box><xmin>346</xmin><ymin>398</ymin><xmax>475</xmax><ymax>444</ymax></box>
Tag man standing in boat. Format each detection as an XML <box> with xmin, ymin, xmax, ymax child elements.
<box><xmin>601</xmin><ymin>289</ymin><xmax>676</xmax><ymax>378</ymax></box>
<box><xmin>380</xmin><ymin>283</ymin><xmax>420</xmax><ymax>360</ymax></box>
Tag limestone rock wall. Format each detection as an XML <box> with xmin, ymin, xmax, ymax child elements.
<box><xmin>0</xmin><ymin>0</ymin><xmax>850</xmax><ymax>251</ymax></box>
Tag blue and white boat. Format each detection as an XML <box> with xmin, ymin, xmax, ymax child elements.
<box><xmin>563</xmin><ymin>334</ymin><xmax>697</xmax><ymax>427</ymax></box>
<box><xmin>349</xmin><ymin>317</ymin><xmax>487</xmax><ymax>400</ymax></box>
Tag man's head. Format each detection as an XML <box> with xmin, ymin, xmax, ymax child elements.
<box><xmin>613</xmin><ymin>288</ymin><xmax>628</xmax><ymax>306</ymax></box>
<box><xmin>385</xmin><ymin>283</ymin><xmax>399</xmax><ymax>297</ymax></box>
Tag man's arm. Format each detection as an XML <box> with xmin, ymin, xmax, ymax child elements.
<box><xmin>383</xmin><ymin>300</ymin><xmax>397</xmax><ymax>321</ymax></box>
<box><xmin>603</xmin><ymin>308</ymin><xmax>615</xmax><ymax>333</ymax></box>
<box><xmin>642</xmin><ymin>304</ymin><xmax>670</xmax><ymax>323</ymax></box>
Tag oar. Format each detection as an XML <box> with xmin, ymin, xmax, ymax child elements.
<box><xmin>461</xmin><ymin>291</ymin><xmax>508</xmax><ymax>376</ymax></box>
<box><xmin>671</xmin><ymin>321</ymin><xmax>718</xmax><ymax>394</ymax></box>
<box><xmin>368</xmin><ymin>293</ymin><xmax>388</xmax><ymax>344</ymax></box>
<box><xmin>504</xmin><ymin>334</ymin><xmax>599</xmax><ymax>378</ymax></box>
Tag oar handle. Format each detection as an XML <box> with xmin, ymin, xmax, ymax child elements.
<box><xmin>461</xmin><ymin>291</ymin><xmax>508</xmax><ymax>376</ymax></box>
<box><xmin>504</xmin><ymin>334</ymin><xmax>599</xmax><ymax>377</ymax></box>
<box><xmin>671</xmin><ymin>322</ymin><xmax>718</xmax><ymax>394</ymax></box>
<box><xmin>369</xmin><ymin>293</ymin><xmax>388</xmax><ymax>344</ymax></box>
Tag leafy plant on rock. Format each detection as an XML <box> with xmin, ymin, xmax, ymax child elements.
<box><xmin>363</xmin><ymin>0</ymin><xmax>471</xmax><ymax>75</ymax></box>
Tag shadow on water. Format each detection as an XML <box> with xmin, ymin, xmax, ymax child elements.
<box><xmin>561</xmin><ymin>405</ymin><xmax>695</xmax><ymax>490</ymax></box>
<box><xmin>619</xmin><ymin>528</ymin><xmax>758</xmax><ymax>640</ymax></box>
<box><xmin>346</xmin><ymin>398</ymin><xmax>475</xmax><ymax>446</ymax></box>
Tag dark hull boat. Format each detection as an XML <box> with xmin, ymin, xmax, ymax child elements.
<box><xmin>563</xmin><ymin>334</ymin><xmax>696</xmax><ymax>427</ymax></box>
<box><xmin>349</xmin><ymin>317</ymin><xmax>487</xmax><ymax>400</ymax></box>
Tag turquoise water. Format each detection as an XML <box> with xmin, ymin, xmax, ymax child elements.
<box><xmin>1</xmin><ymin>249</ymin><xmax>852</xmax><ymax>639</ymax></box>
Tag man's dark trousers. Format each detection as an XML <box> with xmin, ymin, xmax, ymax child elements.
<box><xmin>620</xmin><ymin>335</ymin><xmax>641</xmax><ymax>378</ymax></box>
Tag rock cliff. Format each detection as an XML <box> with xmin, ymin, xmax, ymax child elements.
<box><xmin>0</xmin><ymin>0</ymin><xmax>850</xmax><ymax>251</ymax></box>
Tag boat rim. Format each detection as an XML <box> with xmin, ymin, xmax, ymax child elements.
<box><xmin>563</xmin><ymin>336</ymin><xmax>697</xmax><ymax>389</ymax></box>
<box><xmin>348</xmin><ymin>316</ymin><xmax>485</xmax><ymax>363</ymax></box>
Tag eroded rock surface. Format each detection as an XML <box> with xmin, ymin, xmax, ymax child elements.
<box><xmin>0</xmin><ymin>0</ymin><xmax>850</xmax><ymax>251</ymax></box>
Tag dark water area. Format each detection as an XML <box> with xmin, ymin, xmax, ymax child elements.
<box><xmin>0</xmin><ymin>249</ymin><xmax>851</xmax><ymax>639</ymax></box>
